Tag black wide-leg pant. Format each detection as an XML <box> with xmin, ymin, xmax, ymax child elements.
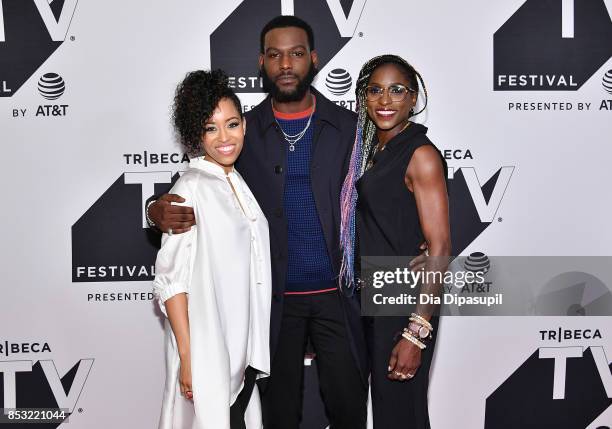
<box><xmin>262</xmin><ymin>291</ymin><xmax>367</xmax><ymax>429</ymax></box>
<box><xmin>365</xmin><ymin>316</ymin><xmax>439</xmax><ymax>429</ymax></box>
<box><xmin>229</xmin><ymin>366</ymin><xmax>257</xmax><ymax>429</ymax></box>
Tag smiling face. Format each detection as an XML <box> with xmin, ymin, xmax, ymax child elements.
<box><xmin>366</xmin><ymin>63</ymin><xmax>417</xmax><ymax>141</ymax></box>
<box><xmin>259</xmin><ymin>26</ymin><xmax>318</xmax><ymax>102</ymax></box>
<box><xmin>201</xmin><ymin>97</ymin><xmax>245</xmax><ymax>173</ymax></box>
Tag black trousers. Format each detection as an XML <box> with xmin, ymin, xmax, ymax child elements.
<box><xmin>262</xmin><ymin>291</ymin><xmax>367</xmax><ymax>429</ymax></box>
<box><xmin>365</xmin><ymin>316</ymin><xmax>439</xmax><ymax>429</ymax></box>
<box><xmin>229</xmin><ymin>366</ymin><xmax>257</xmax><ymax>429</ymax></box>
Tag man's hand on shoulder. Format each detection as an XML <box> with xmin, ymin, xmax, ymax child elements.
<box><xmin>148</xmin><ymin>194</ymin><xmax>195</xmax><ymax>234</ymax></box>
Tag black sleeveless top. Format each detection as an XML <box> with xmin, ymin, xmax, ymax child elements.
<box><xmin>356</xmin><ymin>123</ymin><xmax>446</xmax><ymax>258</ymax></box>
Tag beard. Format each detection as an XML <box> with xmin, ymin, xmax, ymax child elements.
<box><xmin>261</xmin><ymin>62</ymin><xmax>317</xmax><ymax>103</ymax></box>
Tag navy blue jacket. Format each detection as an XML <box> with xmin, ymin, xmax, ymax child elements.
<box><xmin>236</xmin><ymin>87</ymin><xmax>368</xmax><ymax>385</ymax></box>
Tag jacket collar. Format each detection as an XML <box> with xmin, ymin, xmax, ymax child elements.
<box><xmin>255</xmin><ymin>86</ymin><xmax>342</xmax><ymax>132</ymax></box>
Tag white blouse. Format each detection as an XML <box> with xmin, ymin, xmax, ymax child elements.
<box><xmin>153</xmin><ymin>156</ymin><xmax>271</xmax><ymax>429</ymax></box>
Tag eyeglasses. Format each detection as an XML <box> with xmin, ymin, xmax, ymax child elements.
<box><xmin>364</xmin><ymin>84</ymin><xmax>416</xmax><ymax>102</ymax></box>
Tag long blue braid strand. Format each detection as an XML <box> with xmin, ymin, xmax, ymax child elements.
<box><xmin>339</xmin><ymin>80</ymin><xmax>377</xmax><ymax>290</ymax></box>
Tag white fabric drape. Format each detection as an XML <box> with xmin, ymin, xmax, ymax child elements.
<box><xmin>153</xmin><ymin>157</ymin><xmax>271</xmax><ymax>429</ymax></box>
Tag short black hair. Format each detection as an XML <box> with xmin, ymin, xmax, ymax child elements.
<box><xmin>172</xmin><ymin>69</ymin><xmax>243</xmax><ymax>157</ymax></box>
<box><xmin>260</xmin><ymin>15</ymin><xmax>315</xmax><ymax>53</ymax></box>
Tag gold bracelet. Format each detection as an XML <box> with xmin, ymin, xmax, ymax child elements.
<box><xmin>409</xmin><ymin>317</ymin><xmax>433</xmax><ymax>332</ymax></box>
<box><xmin>410</xmin><ymin>313</ymin><xmax>433</xmax><ymax>331</ymax></box>
<box><xmin>401</xmin><ymin>331</ymin><xmax>426</xmax><ymax>350</ymax></box>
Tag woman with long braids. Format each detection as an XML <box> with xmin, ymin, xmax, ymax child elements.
<box><xmin>340</xmin><ymin>55</ymin><xmax>451</xmax><ymax>428</ymax></box>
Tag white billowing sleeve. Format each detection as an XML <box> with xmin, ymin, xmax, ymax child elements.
<box><xmin>152</xmin><ymin>175</ymin><xmax>198</xmax><ymax>317</ymax></box>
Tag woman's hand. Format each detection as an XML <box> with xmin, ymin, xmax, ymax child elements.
<box><xmin>388</xmin><ymin>338</ymin><xmax>421</xmax><ymax>381</ymax></box>
<box><xmin>179</xmin><ymin>354</ymin><xmax>193</xmax><ymax>400</ymax></box>
<box><xmin>165</xmin><ymin>294</ymin><xmax>192</xmax><ymax>399</ymax></box>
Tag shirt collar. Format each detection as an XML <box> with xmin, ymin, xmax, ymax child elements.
<box><xmin>273</xmin><ymin>97</ymin><xmax>316</xmax><ymax>120</ymax></box>
<box><xmin>257</xmin><ymin>86</ymin><xmax>341</xmax><ymax>131</ymax></box>
<box><xmin>189</xmin><ymin>156</ymin><xmax>235</xmax><ymax>178</ymax></box>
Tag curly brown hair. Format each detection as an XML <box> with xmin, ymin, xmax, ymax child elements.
<box><xmin>172</xmin><ymin>70</ymin><xmax>243</xmax><ymax>157</ymax></box>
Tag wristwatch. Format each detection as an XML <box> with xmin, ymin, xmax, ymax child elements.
<box><xmin>408</xmin><ymin>322</ymin><xmax>431</xmax><ymax>340</ymax></box>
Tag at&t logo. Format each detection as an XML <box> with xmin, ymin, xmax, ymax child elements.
<box><xmin>603</xmin><ymin>69</ymin><xmax>612</xmax><ymax>95</ymax></box>
<box><xmin>38</xmin><ymin>72</ymin><xmax>65</xmax><ymax>100</ymax></box>
<box><xmin>0</xmin><ymin>0</ymin><xmax>78</xmax><ymax>97</ymax></box>
<box><xmin>325</xmin><ymin>69</ymin><xmax>352</xmax><ymax>96</ymax></box>
<box><xmin>324</xmin><ymin>67</ymin><xmax>357</xmax><ymax>110</ymax></box>
<box><xmin>463</xmin><ymin>251</ymin><xmax>491</xmax><ymax>274</ymax></box>
<box><xmin>11</xmin><ymin>71</ymin><xmax>69</xmax><ymax>118</ymax></box>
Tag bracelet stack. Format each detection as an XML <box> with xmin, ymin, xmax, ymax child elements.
<box><xmin>409</xmin><ymin>313</ymin><xmax>433</xmax><ymax>332</ymax></box>
<box><xmin>401</xmin><ymin>329</ymin><xmax>426</xmax><ymax>349</ymax></box>
<box><xmin>401</xmin><ymin>313</ymin><xmax>434</xmax><ymax>350</ymax></box>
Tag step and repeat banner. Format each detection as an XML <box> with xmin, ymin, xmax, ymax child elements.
<box><xmin>1</xmin><ymin>0</ymin><xmax>611</xmax><ymax>428</ymax></box>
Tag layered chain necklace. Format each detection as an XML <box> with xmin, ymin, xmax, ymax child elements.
<box><xmin>272</xmin><ymin>95</ymin><xmax>315</xmax><ymax>152</ymax></box>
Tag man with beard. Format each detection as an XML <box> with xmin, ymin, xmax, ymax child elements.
<box><xmin>147</xmin><ymin>16</ymin><xmax>367</xmax><ymax>428</ymax></box>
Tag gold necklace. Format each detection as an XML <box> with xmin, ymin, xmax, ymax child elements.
<box><xmin>365</xmin><ymin>121</ymin><xmax>412</xmax><ymax>171</ymax></box>
<box><xmin>378</xmin><ymin>121</ymin><xmax>411</xmax><ymax>152</ymax></box>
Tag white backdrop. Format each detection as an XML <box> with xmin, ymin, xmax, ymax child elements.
<box><xmin>1</xmin><ymin>0</ymin><xmax>611</xmax><ymax>428</ymax></box>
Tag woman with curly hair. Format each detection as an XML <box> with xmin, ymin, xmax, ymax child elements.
<box><xmin>340</xmin><ymin>55</ymin><xmax>451</xmax><ymax>428</ymax></box>
<box><xmin>153</xmin><ymin>69</ymin><xmax>271</xmax><ymax>429</ymax></box>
